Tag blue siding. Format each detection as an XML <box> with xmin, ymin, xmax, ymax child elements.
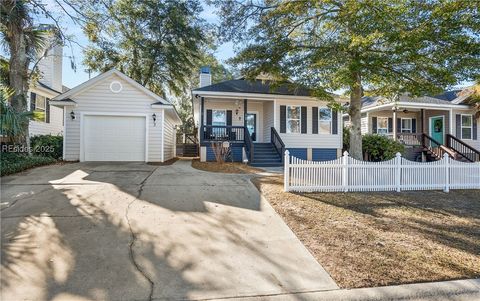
<box><xmin>287</xmin><ymin>148</ymin><xmax>308</xmax><ymax>160</ymax></box>
<box><xmin>312</xmin><ymin>148</ymin><xmax>338</xmax><ymax>161</ymax></box>
<box><xmin>207</xmin><ymin>145</ymin><xmax>243</xmax><ymax>162</ymax></box>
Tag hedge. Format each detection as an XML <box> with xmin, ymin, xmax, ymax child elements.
<box><xmin>1</xmin><ymin>152</ymin><xmax>56</xmax><ymax>176</ymax></box>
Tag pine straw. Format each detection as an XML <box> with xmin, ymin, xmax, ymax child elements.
<box><xmin>252</xmin><ymin>176</ymin><xmax>480</xmax><ymax>289</ymax></box>
<box><xmin>191</xmin><ymin>159</ymin><xmax>263</xmax><ymax>174</ymax></box>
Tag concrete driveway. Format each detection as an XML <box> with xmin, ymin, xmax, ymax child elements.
<box><xmin>1</xmin><ymin>159</ymin><xmax>337</xmax><ymax>301</ymax></box>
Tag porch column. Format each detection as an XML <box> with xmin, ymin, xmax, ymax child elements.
<box><xmin>420</xmin><ymin>109</ymin><xmax>425</xmax><ymax>133</ymax></box>
<box><xmin>200</xmin><ymin>97</ymin><xmax>205</xmax><ymax>143</ymax></box>
<box><xmin>244</xmin><ymin>99</ymin><xmax>248</xmax><ymax>127</ymax></box>
<box><xmin>393</xmin><ymin>109</ymin><xmax>397</xmax><ymax>141</ymax></box>
<box><xmin>449</xmin><ymin>108</ymin><xmax>453</xmax><ymax>135</ymax></box>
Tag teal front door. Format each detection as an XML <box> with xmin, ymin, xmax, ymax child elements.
<box><xmin>430</xmin><ymin>116</ymin><xmax>444</xmax><ymax>145</ymax></box>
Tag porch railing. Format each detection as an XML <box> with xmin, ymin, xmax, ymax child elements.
<box><xmin>271</xmin><ymin>127</ymin><xmax>285</xmax><ymax>162</ymax></box>
<box><xmin>397</xmin><ymin>133</ymin><xmax>422</xmax><ymax>146</ymax></box>
<box><xmin>421</xmin><ymin>133</ymin><xmax>455</xmax><ymax>160</ymax></box>
<box><xmin>201</xmin><ymin>125</ymin><xmax>245</xmax><ymax>143</ymax></box>
<box><xmin>446</xmin><ymin>134</ymin><xmax>480</xmax><ymax>162</ymax></box>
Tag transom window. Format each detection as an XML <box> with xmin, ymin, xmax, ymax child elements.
<box><xmin>401</xmin><ymin>118</ymin><xmax>412</xmax><ymax>133</ymax></box>
<box><xmin>377</xmin><ymin>117</ymin><xmax>389</xmax><ymax>135</ymax></box>
<box><xmin>319</xmin><ymin>108</ymin><xmax>332</xmax><ymax>134</ymax></box>
<box><xmin>461</xmin><ymin>114</ymin><xmax>473</xmax><ymax>140</ymax></box>
<box><xmin>212</xmin><ymin>110</ymin><xmax>226</xmax><ymax>126</ymax></box>
<box><xmin>34</xmin><ymin>95</ymin><xmax>47</xmax><ymax>122</ymax></box>
<box><xmin>287</xmin><ymin>106</ymin><xmax>301</xmax><ymax>133</ymax></box>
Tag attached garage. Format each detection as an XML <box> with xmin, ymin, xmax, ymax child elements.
<box><xmin>50</xmin><ymin>69</ymin><xmax>181</xmax><ymax>162</ymax></box>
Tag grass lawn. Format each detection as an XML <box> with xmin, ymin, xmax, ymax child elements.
<box><xmin>252</xmin><ymin>176</ymin><xmax>480</xmax><ymax>289</ymax></box>
<box><xmin>191</xmin><ymin>159</ymin><xmax>264</xmax><ymax>174</ymax></box>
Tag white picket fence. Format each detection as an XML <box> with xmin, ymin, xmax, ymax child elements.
<box><xmin>284</xmin><ymin>151</ymin><xmax>480</xmax><ymax>193</ymax></box>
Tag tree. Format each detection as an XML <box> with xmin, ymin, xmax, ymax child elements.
<box><xmin>82</xmin><ymin>0</ymin><xmax>209</xmax><ymax>96</ymax></box>
<box><xmin>210</xmin><ymin>0</ymin><xmax>480</xmax><ymax>159</ymax></box>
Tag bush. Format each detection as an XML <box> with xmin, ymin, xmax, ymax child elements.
<box><xmin>30</xmin><ymin>135</ymin><xmax>63</xmax><ymax>159</ymax></box>
<box><xmin>1</xmin><ymin>152</ymin><xmax>56</xmax><ymax>176</ymax></box>
<box><xmin>362</xmin><ymin>134</ymin><xmax>404</xmax><ymax>161</ymax></box>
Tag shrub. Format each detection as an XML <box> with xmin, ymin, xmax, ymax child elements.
<box><xmin>1</xmin><ymin>152</ymin><xmax>56</xmax><ymax>176</ymax></box>
<box><xmin>362</xmin><ymin>134</ymin><xmax>404</xmax><ymax>161</ymax></box>
<box><xmin>30</xmin><ymin>135</ymin><xmax>63</xmax><ymax>159</ymax></box>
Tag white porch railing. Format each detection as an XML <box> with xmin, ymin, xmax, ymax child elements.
<box><xmin>284</xmin><ymin>151</ymin><xmax>480</xmax><ymax>193</ymax></box>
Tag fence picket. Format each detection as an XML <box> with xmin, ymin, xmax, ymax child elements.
<box><xmin>284</xmin><ymin>151</ymin><xmax>480</xmax><ymax>193</ymax></box>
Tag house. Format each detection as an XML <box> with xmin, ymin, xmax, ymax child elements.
<box><xmin>343</xmin><ymin>89</ymin><xmax>479</xmax><ymax>162</ymax></box>
<box><xmin>192</xmin><ymin>68</ymin><xmax>346</xmax><ymax>166</ymax></box>
<box><xmin>50</xmin><ymin>69</ymin><xmax>181</xmax><ymax>162</ymax></box>
<box><xmin>27</xmin><ymin>28</ymin><xmax>66</xmax><ymax>137</ymax></box>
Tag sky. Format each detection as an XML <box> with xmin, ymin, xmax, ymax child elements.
<box><xmin>38</xmin><ymin>1</ymin><xmax>235</xmax><ymax>89</ymax></box>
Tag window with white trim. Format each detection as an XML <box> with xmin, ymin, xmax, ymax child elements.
<box><xmin>319</xmin><ymin>108</ymin><xmax>332</xmax><ymax>134</ymax></box>
<box><xmin>401</xmin><ymin>118</ymin><xmax>412</xmax><ymax>133</ymax></box>
<box><xmin>286</xmin><ymin>106</ymin><xmax>301</xmax><ymax>133</ymax></box>
<box><xmin>461</xmin><ymin>114</ymin><xmax>473</xmax><ymax>139</ymax></box>
<box><xmin>33</xmin><ymin>95</ymin><xmax>47</xmax><ymax>122</ymax></box>
<box><xmin>212</xmin><ymin>110</ymin><xmax>226</xmax><ymax>126</ymax></box>
<box><xmin>377</xmin><ymin>117</ymin><xmax>388</xmax><ymax>135</ymax></box>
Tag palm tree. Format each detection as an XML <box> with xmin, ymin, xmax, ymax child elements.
<box><xmin>0</xmin><ymin>88</ymin><xmax>31</xmax><ymax>144</ymax></box>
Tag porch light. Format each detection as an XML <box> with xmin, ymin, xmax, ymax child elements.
<box><xmin>70</xmin><ymin>111</ymin><xmax>76</xmax><ymax>120</ymax></box>
<box><xmin>152</xmin><ymin>113</ymin><xmax>157</xmax><ymax>126</ymax></box>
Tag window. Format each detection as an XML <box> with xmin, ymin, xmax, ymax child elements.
<box><xmin>401</xmin><ymin>118</ymin><xmax>412</xmax><ymax>133</ymax></box>
<box><xmin>319</xmin><ymin>108</ymin><xmax>332</xmax><ymax>134</ymax></box>
<box><xmin>33</xmin><ymin>95</ymin><xmax>47</xmax><ymax>122</ymax></box>
<box><xmin>286</xmin><ymin>106</ymin><xmax>301</xmax><ymax>133</ymax></box>
<box><xmin>212</xmin><ymin>110</ymin><xmax>226</xmax><ymax>126</ymax></box>
<box><xmin>461</xmin><ymin>114</ymin><xmax>473</xmax><ymax>139</ymax></box>
<box><xmin>377</xmin><ymin>117</ymin><xmax>388</xmax><ymax>135</ymax></box>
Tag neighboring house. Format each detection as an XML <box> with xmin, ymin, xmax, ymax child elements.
<box><xmin>192</xmin><ymin>68</ymin><xmax>346</xmax><ymax>166</ymax></box>
<box><xmin>344</xmin><ymin>89</ymin><xmax>479</xmax><ymax>162</ymax></box>
<box><xmin>50</xmin><ymin>69</ymin><xmax>181</xmax><ymax>162</ymax></box>
<box><xmin>28</xmin><ymin>38</ymin><xmax>66</xmax><ymax>137</ymax></box>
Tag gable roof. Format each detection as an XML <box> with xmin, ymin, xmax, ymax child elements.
<box><xmin>52</xmin><ymin>69</ymin><xmax>171</xmax><ymax>105</ymax></box>
<box><xmin>193</xmin><ymin>78</ymin><xmax>313</xmax><ymax>97</ymax></box>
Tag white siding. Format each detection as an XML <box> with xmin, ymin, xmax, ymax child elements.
<box><xmin>275</xmin><ymin>99</ymin><xmax>342</xmax><ymax>149</ymax></box>
<box><xmin>63</xmin><ymin>73</ymin><xmax>164</xmax><ymax>162</ymax></box>
<box><xmin>163</xmin><ymin>111</ymin><xmax>177</xmax><ymax>161</ymax></box>
<box><xmin>263</xmin><ymin>101</ymin><xmax>274</xmax><ymax>142</ymax></box>
<box><xmin>28</xmin><ymin>86</ymin><xmax>64</xmax><ymax>137</ymax></box>
<box><xmin>203</xmin><ymin>99</ymin><xmax>244</xmax><ymax>127</ymax></box>
<box><xmin>368</xmin><ymin>110</ymin><xmax>420</xmax><ymax>135</ymax></box>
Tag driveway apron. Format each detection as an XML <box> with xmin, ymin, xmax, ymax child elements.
<box><xmin>1</xmin><ymin>160</ymin><xmax>337</xmax><ymax>301</ymax></box>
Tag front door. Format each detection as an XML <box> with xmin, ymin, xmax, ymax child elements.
<box><xmin>430</xmin><ymin>116</ymin><xmax>444</xmax><ymax>145</ymax></box>
<box><xmin>246</xmin><ymin>113</ymin><xmax>257</xmax><ymax>141</ymax></box>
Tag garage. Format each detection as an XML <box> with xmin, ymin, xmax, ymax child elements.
<box><xmin>83</xmin><ymin>115</ymin><xmax>146</xmax><ymax>161</ymax></box>
<box><xmin>49</xmin><ymin>69</ymin><xmax>182</xmax><ymax>163</ymax></box>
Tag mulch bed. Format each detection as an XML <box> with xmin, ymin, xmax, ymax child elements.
<box><xmin>191</xmin><ymin>159</ymin><xmax>263</xmax><ymax>174</ymax></box>
<box><xmin>252</xmin><ymin>175</ymin><xmax>480</xmax><ymax>289</ymax></box>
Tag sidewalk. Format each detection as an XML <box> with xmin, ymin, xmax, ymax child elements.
<box><xmin>209</xmin><ymin>279</ymin><xmax>480</xmax><ymax>301</ymax></box>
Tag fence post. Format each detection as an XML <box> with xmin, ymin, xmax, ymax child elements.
<box><xmin>342</xmin><ymin>151</ymin><xmax>349</xmax><ymax>192</ymax></box>
<box><xmin>284</xmin><ymin>150</ymin><xmax>290</xmax><ymax>192</ymax></box>
<box><xmin>444</xmin><ymin>153</ymin><xmax>450</xmax><ymax>192</ymax></box>
<box><xmin>395</xmin><ymin>152</ymin><xmax>402</xmax><ymax>192</ymax></box>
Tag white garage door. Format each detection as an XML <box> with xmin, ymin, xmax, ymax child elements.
<box><xmin>83</xmin><ymin>115</ymin><xmax>146</xmax><ymax>161</ymax></box>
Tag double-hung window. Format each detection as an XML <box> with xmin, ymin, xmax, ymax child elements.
<box><xmin>286</xmin><ymin>106</ymin><xmax>301</xmax><ymax>133</ymax></box>
<box><xmin>461</xmin><ymin>114</ymin><xmax>473</xmax><ymax>139</ymax></box>
<box><xmin>34</xmin><ymin>95</ymin><xmax>47</xmax><ymax>122</ymax></box>
<box><xmin>377</xmin><ymin>117</ymin><xmax>388</xmax><ymax>135</ymax></box>
<box><xmin>401</xmin><ymin>118</ymin><xmax>412</xmax><ymax>133</ymax></box>
<box><xmin>319</xmin><ymin>108</ymin><xmax>332</xmax><ymax>134</ymax></box>
<box><xmin>212</xmin><ymin>110</ymin><xmax>226</xmax><ymax>126</ymax></box>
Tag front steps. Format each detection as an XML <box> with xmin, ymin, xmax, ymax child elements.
<box><xmin>249</xmin><ymin>143</ymin><xmax>283</xmax><ymax>167</ymax></box>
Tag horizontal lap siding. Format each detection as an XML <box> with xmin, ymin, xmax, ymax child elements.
<box><xmin>263</xmin><ymin>101</ymin><xmax>274</xmax><ymax>142</ymax></box>
<box><xmin>28</xmin><ymin>87</ymin><xmax>64</xmax><ymax>137</ymax></box>
<box><xmin>162</xmin><ymin>112</ymin><xmax>176</xmax><ymax>161</ymax></box>
<box><xmin>63</xmin><ymin>74</ymin><xmax>163</xmax><ymax>162</ymax></box>
<box><xmin>368</xmin><ymin>110</ymin><xmax>420</xmax><ymax>134</ymax></box>
<box><xmin>312</xmin><ymin>148</ymin><xmax>338</xmax><ymax>161</ymax></box>
<box><xmin>275</xmin><ymin>99</ymin><xmax>342</xmax><ymax>149</ymax></box>
<box><xmin>452</xmin><ymin>109</ymin><xmax>480</xmax><ymax>150</ymax></box>
<box><xmin>203</xmin><ymin>99</ymin><xmax>244</xmax><ymax>127</ymax></box>
<box><xmin>206</xmin><ymin>144</ymin><xmax>243</xmax><ymax>162</ymax></box>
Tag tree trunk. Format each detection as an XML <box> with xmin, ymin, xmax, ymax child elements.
<box><xmin>349</xmin><ymin>72</ymin><xmax>363</xmax><ymax>159</ymax></box>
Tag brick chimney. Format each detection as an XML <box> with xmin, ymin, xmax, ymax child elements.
<box><xmin>199</xmin><ymin>66</ymin><xmax>211</xmax><ymax>88</ymax></box>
